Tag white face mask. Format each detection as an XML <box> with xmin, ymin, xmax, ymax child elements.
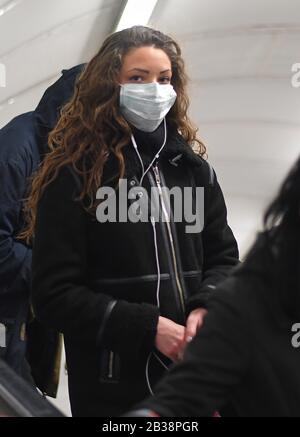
<box><xmin>119</xmin><ymin>82</ymin><xmax>177</xmax><ymax>132</ymax></box>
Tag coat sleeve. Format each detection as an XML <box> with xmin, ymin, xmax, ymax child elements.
<box><xmin>32</xmin><ymin>165</ymin><xmax>159</xmax><ymax>356</ymax></box>
<box><xmin>137</xmin><ymin>282</ymin><xmax>250</xmax><ymax>417</ymax></box>
<box><xmin>0</xmin><ymin>161</ymin><xmax>32</xmax><ymax>298</ymax></box>
<box><xmin>186</xmin><ymin>164</ymin><xmax>239</xmax><ymax>313</ymax></box>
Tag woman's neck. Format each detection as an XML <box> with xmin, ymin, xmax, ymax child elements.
<box><xmin>131</xmin><ymin>121</ymin><xmax>165</xmax><ymax>158</ymax></box>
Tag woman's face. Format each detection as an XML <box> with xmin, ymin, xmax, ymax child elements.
<box><xmin>119</xmin><ymin>46</ymin><xmax>172</xmax><ymax>85</ymax></box>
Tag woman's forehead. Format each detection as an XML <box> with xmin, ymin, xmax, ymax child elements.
<box><xmin>122</xmin><ymin>46</ymin><xmax>172</xmax><ymax>71</ymax></box>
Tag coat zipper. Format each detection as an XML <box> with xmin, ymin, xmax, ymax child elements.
<box><xmin>152</xmin><ymin>164</ymin><xmax>186</xmax><ymax>316</ymax></box>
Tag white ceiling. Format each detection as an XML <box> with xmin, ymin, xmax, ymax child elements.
<box><xmin>1</xmin><ymin>0</ymin><xmax>300</xmax><ymax>257</ymax></box>
<box><xmin>0</xmin><ymin>0</ymin><xmax>124</xmax><ymax>122</ymax></box>
<box><xmin>151</xmin><ymin>0</ymin><xmax>300</xmax><ymax>255</ymax></box>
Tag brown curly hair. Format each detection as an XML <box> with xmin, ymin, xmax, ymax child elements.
<box><xmin>19</xmin><ymin>25</ymin><xmax>206</xmax><ymax>243</ymax></box>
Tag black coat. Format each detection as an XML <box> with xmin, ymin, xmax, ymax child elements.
<box><xmin>31</xmin><ymin>124</ymin><xmax>239</xmax><ymax>416</ymax></box>
<box><xmin>139</xmin><ymin>233</ymin><xmax>300</xmax><ymax>417</ymax></box>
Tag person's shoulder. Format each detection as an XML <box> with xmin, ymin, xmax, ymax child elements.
<box><xmin>167</xmin><ymin>130</ymin><xmax>216</xmax><ymax>186</ymax></box>
<box><xmin>209</xmin><ymin>239</ymin><xmax>271</xmax><ymax>320</ymax></box>
<box><xmin>0</xmin><ymin>112</ymin><xmax>36</xmax><ymax>165</ymax></box>
<box><xmin>45</xmin><ymin>164</ymin><xmax>83</xmax><ymax>193</ymax></box>
<box><xmin>187</xmin><ymin>151</ymin><xmax>216</xmax><ymax>187</ymax></box>
<box><xmin>208</xmin><ymin>271</ymin><xmax>258</xmax><ymax>320</ymax></box>
<box><xmin>37</xmin><ymin>164</ymin><xmax>86</xmax><ymax>221</ymax></box>
<box><xmin>36</xmin><ymin>164</ymin><xmax>88</xmax><ymax>231</ymax></box>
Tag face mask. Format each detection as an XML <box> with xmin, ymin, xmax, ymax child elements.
<box><xmin>119</xmin><ymin>82</ymin><xmax>177</xmax><ymax>132</ymax></box>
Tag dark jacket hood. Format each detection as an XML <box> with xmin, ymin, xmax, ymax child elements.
<box><xmin>34</xmin><ymin>64</ymin><xmax>85</xmax><ymax>130</ymax></box>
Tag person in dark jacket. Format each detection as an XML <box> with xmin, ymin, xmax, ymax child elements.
<box><xmin>0</xmin><ymin>65</ymin><xmax>84</xmax><ymax>386</ymax></box>
<box><xmin>127</xmin><ymin>155</ymin><xmax>300</xmax><ymax>417</ymax></box>
<box><xmin>23</xmin><ymin>26</ymin><xmax>239</xmax><ymax>417</ymax></box>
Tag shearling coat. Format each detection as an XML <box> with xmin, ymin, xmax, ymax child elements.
<box><xmin>32</xmin><ymin>123</ymin><xmax>239</xmax><ymax>416</ymax></box>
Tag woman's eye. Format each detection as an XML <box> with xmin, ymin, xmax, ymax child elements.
<box><xmin>159</xmin><ymin>77</ymin><xmax>171</xmax><ymax>84</ymax></box>
<box><xmin>129</xmin><ymin>76</ymin><xmax>144</xmax><ymax>82</ymax></box>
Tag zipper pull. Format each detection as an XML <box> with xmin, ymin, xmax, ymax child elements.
<box><xmin>153</xmin><ymin>166</ymin><xmax>163</xmax><ymax>196</ymax></box>
<box><xmin>153</xmin><ymin>165</ymin><xmax>161</xmax><ymax>186</ymax></box>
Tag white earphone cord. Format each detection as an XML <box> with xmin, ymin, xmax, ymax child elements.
<box><xmin>131</xmin><ymin>118</ymin><xmax>167</xmax><ymax>187</ymax></box>
<box><xmin>131</xmin><ymin>118</ymin><xmax>169</xmax><ymax>395</ymax></box>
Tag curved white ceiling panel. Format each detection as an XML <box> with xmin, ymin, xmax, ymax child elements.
<box><xmin>0</xmin><ymin>0</ymin><xmax>299</xmax><ymax>256</ymax></box>
<box><xmin>0</xmin><ymin>0</ymin><xmax>124</xmax><ymax>126</ymax></box>
<box><xmin>151</xmin><ymin>0</ymin><xmax>300</xmax><ymax>256</ymax></box>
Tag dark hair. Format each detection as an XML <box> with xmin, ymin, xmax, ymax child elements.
<box><xmin>19</xmin><ymin>25</ymin><xmax>206</xmax><ymax>243</ymax></box>
<box><xmin>264</xmin><ymin>156</ymin><xmax>300</xmax><ymax>235</ymax></box>
<box><xmin>263</xmin><ymin>155</ymin><xmax>300</xmax><ymax>317</ymax></box>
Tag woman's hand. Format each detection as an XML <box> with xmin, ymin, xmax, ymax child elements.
<box><xmin>185</xmin><ymin>307</ymin><xmax>208</xmax><ymax>341</ymax></box>
<box><xmin>178</xmin><ymin>308</ymin><xmax>208</xmax><ymax>360</ymax></box>
<box><xmin>155</xmin><ymin>316</ymin><xmax>186</xmax><ymax>362</ymax></box>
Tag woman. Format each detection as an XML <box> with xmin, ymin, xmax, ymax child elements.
<box><xmin>21</xmin><ymin>26</ymin><xmax>238</xmax><ymax>417</ymax></box>
<box><xmin>131</xmin><ymin>156</ymin><xmax>300</xmax><ymax>417</ymax></box>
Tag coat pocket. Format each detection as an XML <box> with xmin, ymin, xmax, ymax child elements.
<box><xmin>183</xmin><ymin>270</ymin><xmax>203</xmax><ymax>295</ymax></box>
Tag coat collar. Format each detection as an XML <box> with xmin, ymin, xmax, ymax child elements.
<box><xmin>162</xmin><ymin>130</ymin><xmax>205</xmax><ymax>167</ymax></box>
<box><xmin>121</xmin><ymin>129</ymin><xmax>205</xmax><ymax>179</ymax></box>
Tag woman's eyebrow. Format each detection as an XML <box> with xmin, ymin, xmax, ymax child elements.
<box><xmin>127</xmin><ymin>68</ymin><xmax>172</xmax><ymax>74</ymax></box>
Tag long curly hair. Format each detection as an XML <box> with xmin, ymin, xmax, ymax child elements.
<box><xmin>20</xmin><ymin>25</ymin><xmax>206</xmax><ymax>243</ymax></box>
